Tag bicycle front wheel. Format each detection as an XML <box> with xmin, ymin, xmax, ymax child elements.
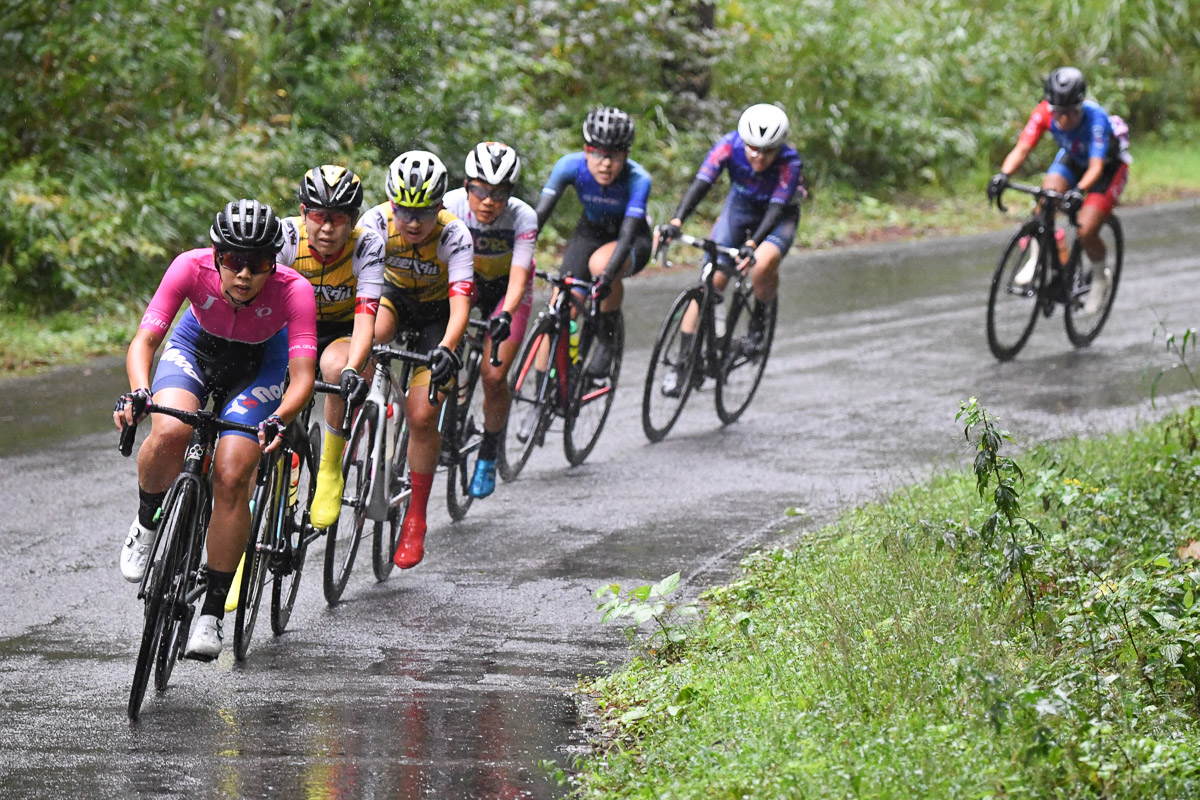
<box><xmin>374</xmin><ymin>419</ymin><xmax>410</xmax><ymax>581</ymax></box>
<box><xmin>128</xmin><ymin>481</ymin><xmax>192</xmax><ymax>720</ymax></box>
<box><xmin>234</xmin><ymin>458</ymin><xmax>277</xmax><ymax>661</ymax></box>
<box><xmin>324</xmin><ymin>404</ymin><xmax>375</xmax><ymax>603</ymax></box>
<box><xmin>564</xmin><ymin>311</ymin><xmax>623</xmax><ymax>466</ymax></box>
<box><xmin>500</xmin><ymin>316</ymin><xmax>555</xmax><ymax>481</ymax></box>
<box><xmin>715</xmin><ymin>292</ymin><xmax>775</xmax><ymax>424</ymax></box>
<box><xmin>1064</xmin><ymin>215</ymin><xmax>1123</xmax><ymax>347</ymax></box>
<box><xmin>986</xmin><ymin>221</ymin><xmax>1043</xmax><ymax>361</ymax></box>
<box><xmin>271</xmin><ymin>432</ymin><xmax>316</xmax><ymax>635</ymax></box>
<box><xmin>446</xmin><ymin>359</ymin><xmax>483</xmax><ymax>521</ymax></box>
<box><xmin>643</xmin><ymin>287</ymin><xmax>704</xmax><ymax>443</ymax></box>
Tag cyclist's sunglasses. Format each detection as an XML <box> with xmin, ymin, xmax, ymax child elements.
<box><xmin>216</xmin><ymin>249</ymin><xmax>275</xmax><ymax>275</ymax></box>
<box><xmin>744</xmin><ymin>144</ymin><xmax>780</xmax><ymax>158</ymax></box>
<box><xmin>584</xmin><ymin>145</ymin><xmax>627</xmax><ymax>162</ymax></box>
<box><xmin>466</xmin><ymin>182</ymin><xmax>512</xmax><ymax>203</ymax></box>
<box><xmin>304</xmin><ymin>207</ymin><xmax>354</xmax><ymax>227</ymax></box>
<box><xmin>392</xmin><ymin>203</ymin><xmax>440</xmax><ymax>223</ymax></box>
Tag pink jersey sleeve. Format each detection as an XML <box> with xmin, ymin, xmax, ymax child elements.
<box><xmin>1017</xmin><ymin>100</ymin><xmax>1052</xmax><ymax>150</ymax></box>
<box><xmin>279</xmin><ymin>268</ymin><xmax>319</xmax><ymax>360</ymax></box>
<box><xmin>139</xmin><ymin>251</ymin><xmax>202</xmax><ymax>335</ymax></box>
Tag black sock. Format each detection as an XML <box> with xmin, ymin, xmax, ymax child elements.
<box><xmin>200</xmin><ymin>568</ymin><xmax>236</xmax><ymax>619</ymax></box>
<box><xmin>138</xmin><ymin>488</ymin><xmax>167</xmax><ymax>529</ymax></box>
<box><xmin>598</xmin><ymin>310</ymin><xmax>619</xmax><ymax>342</ymax></box>
<box><xmin>480</xmin><ymin>429</ymin><xmax>501</xmax><ymax>461</ymax></box>
<box><xmin>678</xmin><ymin>332</ymin><xmax>694</xmax><ymax>361</ymax></box>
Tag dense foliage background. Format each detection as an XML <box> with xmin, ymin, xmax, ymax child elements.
<box><xmin>3</xmin><ymin>0</ymin><xmax>1198</xmax><ymax>313</ymax></box>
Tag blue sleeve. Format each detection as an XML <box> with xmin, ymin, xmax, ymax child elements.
<box><xmin>624</xmin><ymin>160</ymin><xmax>652</xmax><ymax>220</ymax></box>
<box><xmin>540</xmin><ymin>153</ymin><xmax>582</xmax><ymax>200</ymax></box>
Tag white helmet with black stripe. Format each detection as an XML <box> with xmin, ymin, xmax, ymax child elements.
<box><xmin>465</xmin><ymin>141</ymin><xmax>521</xmax><ymax>186</ymax></box>
<box><xmin>737</xmin><ymin>103</ymin><xmax>790</xmax><ymax>150</ymax></box>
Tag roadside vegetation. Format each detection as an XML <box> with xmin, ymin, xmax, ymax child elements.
<box><xmin>571</xmin><ymin>396</ymin><xmax>1200</xmax><ymax>797</ymax></box>
<box><xmin>3</xmin><ymin>0</ymin><xmax>1199</xmax><ymax>372</ymax></box>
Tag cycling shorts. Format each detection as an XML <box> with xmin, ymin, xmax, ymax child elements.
<box><xmin>1047</xmin><ymin>154</ymin><xmax>1129</xmax><ymax>216</ymax></box>
<box><xmin>711</xmin><ymin>196</ymin><xmax>799</xmax><ymax>265</ymax></box>
<box><xmin>316</xmin><ymin>320</ymin><xmax>355</xmax><ymax>358</ymax></box>
<box><xmin>380</xmin><ymin>283</ymin><xmax>450</xmax><ymax>387</ymax></box>
<box><xmin>473</xmin><ymin>273</ymin><xmax>533</xmax><ymax>345</ymax></box>
<box><xmin>560</xmin><ymin>215</ymin><xmax>653</xmax><ymax>282</ymax></box>
<box><xmin>151</xmin><ymin>310</ymin><xmax>287</xmax><ymax>442</ymax></box>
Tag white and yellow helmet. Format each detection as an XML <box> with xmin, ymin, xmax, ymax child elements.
<box><xmin>386</xmin><ymin>150</ymin><xmax>449</xmax><ymax>208</ymax></box>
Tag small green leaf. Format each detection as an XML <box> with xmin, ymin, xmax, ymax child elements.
<box><xmin>650</xmin><ymin>572</ymin><xmax>681</xmax><ymax>598</ymax></box>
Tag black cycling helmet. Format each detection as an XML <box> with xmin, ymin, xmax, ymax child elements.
<box><xmin>583</xmin><ymin>107</ymin><xmax>635</xmax><ymax>150</ymax></box>
<box><xmin>209</xmin><ymin>199</ymin><xmax>285</xmax><ymax>252</ymax></box>
<box><xmin>1044</xmin><ymin>67</ymin><xmax>1087</xmax><ymax>108</ymax></box>
<box><xmin>298</xmin><ymin>165</ymin><xmax>364</xmax><ymax>212</ymax></box>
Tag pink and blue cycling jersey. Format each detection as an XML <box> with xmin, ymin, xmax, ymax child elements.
<box><xmin>697</xmin><ymin>132</ymin><xmax>806</xmax><ymax>207</ymax></box>
<box><xmin>1018</xmin><ymin>100</ymin><xmax>1131</xmax><ymax>170</ymax></box>
<box><xmin>140</xmin><ymin>248</ymin><xmax>317</xmax><ymax>360</ymax></box>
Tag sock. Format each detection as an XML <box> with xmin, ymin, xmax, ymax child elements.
<box><xmin>138</xmin><ymin>488</ymin><xmax>167</xmax><ymax>529</ymax></box>
<box><xmin>201</xmin><ymin>568</ymin><xmax>236</xmax><ymax>619</ymax></box>
<box><xmin>479</xmin><ymin>429</ymin><xmax>501</xmax><ymax>461</ymax></box>
<box><xmin>408</xmin><ymin>471</ymin><xmax>434</xmax><ymax>520</ymax></box>
<box><xmin>678</xmin><ymin>332</ymin><xmax>694</xmax><ymax>360</ymax></box>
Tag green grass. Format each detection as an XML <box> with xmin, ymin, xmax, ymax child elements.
<box><xmin>4</xmin><ymin>129</ymin><xmax>1198</xmax><ymax>376</ymax></box>
<box><xmin>573</xmin><ymin>407</ymin><xmax>1200</xmax><ymax>798</ymax></box>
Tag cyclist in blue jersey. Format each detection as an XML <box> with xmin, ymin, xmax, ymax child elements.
<box><xmin>533</xmin><ymin>107</ymin><xmax>653</xmax><ymax>381</ymax></box>
<box><xmin>988</xmin><ymin>67</ymin><xmax>1131</xmax><ymax>313</ymax></box>
<box><xmin>658</xmin><ymin>103</ymin><xmax>805</xmax><ymax>395</ymax></box>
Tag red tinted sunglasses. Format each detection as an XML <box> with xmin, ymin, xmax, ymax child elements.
<box><xmin>216</xmin><ymin>249</ymin><xmax>275</xmax><ymax>275</ymax></box>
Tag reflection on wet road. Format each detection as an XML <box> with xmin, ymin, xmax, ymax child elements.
<box><xmin>1</xmin><ymin>200</ymin><xmax>1197</xmax><ymax>798</ymax></box>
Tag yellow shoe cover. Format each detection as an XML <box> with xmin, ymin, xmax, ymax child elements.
<box><xmin>310</xmin><ymin>432</ymin><xmax>347</xmax><ymax>529</ymax></box>
<box><xmin>224</xmin><ymin>553</ymin><xmax>245</xmax><ymax>613</ymax></box>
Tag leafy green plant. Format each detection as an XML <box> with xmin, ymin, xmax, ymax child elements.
<box><xmin>593</xmin><ymin>572</ymin><xmax>700</xmax><ymax>656</ymax></box>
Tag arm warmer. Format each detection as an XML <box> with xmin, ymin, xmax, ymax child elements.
<box><xmin>749</xmin><ymin>203</ymin><xmax>793</xmax><ymax>247</ymax></box>
<box><xmin>603</xmin><ymin>216</ymin><xmax>643</xmax><ymax>280</ymax></box>
<box><xmin>673</xmin><ymin>178</ymin><xmax>713</xmax><ymax>223</ymax></box>
<box><xmin>534</xmin><ymin>193</ymin><xmax>559</xmax><ymax>233</ymax></box>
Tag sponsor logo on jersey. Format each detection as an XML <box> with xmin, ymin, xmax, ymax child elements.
<box><xmin>472</xmin><ymin>232</ymin><xmax>516</xmax><ymax>255</ymax></box>
<box><xmin>160</xmin><ymin>346</ymin><xmax>202</xmax><ymax>383</ymax></box>
<box><xmin>385</xmin><ymin>255</ymin><xmax>440</xmax><ymax>277</ymax></box>
<box><xmin>315</xmin><ymin>284</ymin><xmax>355</xmax><ymax>303</ymax></box>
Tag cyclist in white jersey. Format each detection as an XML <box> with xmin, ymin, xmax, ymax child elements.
<box><xmin>442</xmin><ymin>142</ymin><xmax>538</xmax><ymax>498</ymax></box>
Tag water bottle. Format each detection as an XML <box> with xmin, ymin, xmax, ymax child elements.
<box><xmin>384</xmin><ymin>402</ymin><xmax>397</xmax><ymax>463</ymax></box>
<box><xmin>568</xmin><ymin>320</ymin><xmax>581</xmax><ymax>363</ymax></box>
<box><xmin>1055</xmin><ymin>226</ymin><xmax>1070</xmax><ymax>265</ymax></box>
<box><xmin>288</xmin><ymin>452</ymin><xmax>300</xmax><ymax>507</ymax></box>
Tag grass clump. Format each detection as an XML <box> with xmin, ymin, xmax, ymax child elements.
<box><xmin>574</xmin><ymin>403</ymin><xmax>1200</xmax><ymax>798</ymax></box>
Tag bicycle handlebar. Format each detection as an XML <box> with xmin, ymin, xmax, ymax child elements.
<box><xmin>467</xmin><ymin>317</ymin><xmax>502</xmax><ymax>367</ymax></box>
<box><xmin>994</xmin><ymin>181</ymin><xmax>1068</xmax><ymax>214</ymax></box>
<box><xmin>371</xmin><ymin>343</ymin><xmax>439</xmax><ymax>405</ymax></box>
<box><xmin>118</xmin><ymin>405</ymin><xmax>261</xmax><ymax>457</ymax></box>
<box><xmin>653</xmin><ymin>228</ymin><xmax>754</xmax><ymax>270</ymax></box>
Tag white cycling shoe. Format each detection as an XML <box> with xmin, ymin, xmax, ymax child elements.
<box><xmin>1013</xmin><ymin>239</ymin><xmax>1040</xmax><ymax>288</ymax></box>
<box><xmin>120</xmin><ymin>518</ymin><xmax>155</xmax><ymax>583</ymax></box>
<box><xmin>184</xmin><ymin>614</ymin><xmax>223</xmax><ymax>661</ymax></box>
<box><xmin>1083</xmin><ymin>266</ymin><xmax>1111</xmax><ymax>315</ymax></box>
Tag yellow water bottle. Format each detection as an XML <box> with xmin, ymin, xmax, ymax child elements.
<box><xmin>568</xmin><ymin>320</ymin><xmax>581</xmax><ymax>363</ymax></box>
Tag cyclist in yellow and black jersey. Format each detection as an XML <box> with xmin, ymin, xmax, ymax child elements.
<box><xmin>276</xmin><ymin>166</ymin><xmax>386</xmax><ymax>530</ymax></box>
<box><xmin>360</xmin><ymin>151</ymin><xmax>474</xmax><ymax>570</ymax></box>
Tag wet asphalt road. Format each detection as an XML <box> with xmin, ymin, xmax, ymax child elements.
<box><xmin>1</xmin><ymin>199</ymin><xmax>1197</xmax><ymax>799</ymax></box>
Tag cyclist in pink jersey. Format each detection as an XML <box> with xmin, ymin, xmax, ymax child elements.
<box><xmin>113</xmin><ymin>199</ymin><xmax>317</xmax><ymax>661</ymax></box>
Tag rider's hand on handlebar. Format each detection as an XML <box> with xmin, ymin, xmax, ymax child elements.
<box><xmin>1060</xmin><ymin>188</ymin><xmax>1085</xmax><ymax>215</ymax></box>
<box><xmin>113</xmin><ymin>387</ymin><xmax>152</xmax><ymax>430</ymax></box>
<box><xmin>427</xmin><ymin>345</ymin><xmax>461</xmax><ymax>387</ymax></box>
<box><xmin>736</xmin><ymin>243</ymin><xmax>757</xmax><ymax>271</ymax></box>
<box><xmin>488</xmin><ymin>311</ymin><xmax>512</xmax><ymax>344</ymax></box>
<box><xmin>987</xmin><ymin>172</ymin><xmax>1009</xmax><ymax>205</ymax></box>
<box><xmin>591</xmin><ymin>273</ymin><xmax>613</xmax><ymax>303</ymax></box>
<box><xmin>338</xmin><ymin>367</ymin><xmax>368</xmax><ymax>406</ymax></box>
<box><xmin>258</xmin><ymin>414</ymin><xmax>285</xmax><ymax>453</ymax></box>
<box><xmin>658</xmin><ymin>221</ymin><xmax>681</xmax><ymax>242</ymax></box>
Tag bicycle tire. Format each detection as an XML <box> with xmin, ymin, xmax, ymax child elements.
<box><xmin>1064</xmin><ymin>215</ymin><xmax>1124</xmax><ymax>347</ymax></box>
<box><xmin>271</xmin><ymin>428</ymin><xmax>317</xmax><ymax>634</ymax></box>
<box><xmin>715</xmin><ymin>292</ymin><xmax>775</xmax><ymax>424</ymax></box>
<box><xmin>446</xmin><ymin>354</ymin><xmax>483</xmax><ymax>521</ymax></box>
<box><xmin>986</xmin><ymin>220</ymin><xmax>1044</xmax><ymax>361</ymax></box>
<box><xmin>324</xmin><ymin>403</ymin><xmax>375</xmax><ymax>603</ymax></box>
<box><xmin>154</xmin><ymin>481</ymin><xmax>208</xmax><ymax>691</ymax></box>
<box><xmin>233</xmin><ymin>457</ymin><xmax>276</xmax><ymax>661</ymax></box>
<box><xmin>500</xmin><ymin>315</ymin><xmax>556</xmax><ymax>481</ymax></box>
<box><xmin>374</xmin><ymin>420</ymin><xmax>410</xmax><ymax>580</ymax></box>
<box><xmin>128</xmin><ymin>481</ymin><xmax>192</xmax><ymax>720</ymax></box>
<box><xmin>643</xmin><ymin>287</ymin><xmax>705</xmax><ymax>442</ymax></box>
<box><xmin>564</xmin><ymin>311</ymin><xmax>623</xmax><ymax>466</ymax></box>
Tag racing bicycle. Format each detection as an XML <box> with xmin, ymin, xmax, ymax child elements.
<box><xmin>987</xmin><ymin>181</ymin><xmax>1123</xmax><ymax>361</ymax></box>
<box><xmin>441</xmin><ymin>316</ymin><xmax>501</xmax><ymax>521</ymax></box>
<box><xmin>643</xmin><ymin>230</ymin><xmax>776</xmax><ymax>442</ymax></box>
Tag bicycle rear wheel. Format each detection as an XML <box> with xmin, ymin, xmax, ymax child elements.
<box><xmin>500</xmin><ymin>316</ymin><xmax>555</xmax><ymax>481</ymax></box>
<box><xmin>986</xmin><ymin>221</ymin><xmax>1043</xmax><ymax>361</ymax></box>
<box><xmin>234</xmin><ymin>458</ymin><xmax>276</xmax><ymax>661</ymax></box>
<box><xmin>446</xmin><ymin>358</ymin><xmax>483</xmax><ymax>520</ymax></box>
<box><xmin>374</xmin><ymin>420</ymin><xmax>410</xmax><ymax>581</ymax></box>
<box><xmin>128</xmin><ymin>481</ymin><xmax>191</xmax><ymax>720</ymax></box>
<box><xmin>715</xmin><ymin>292</ymin><xmax>775</xmax><ymax>424</ymax></box>
<box><xmin>1064</xmin><ymin>215</ymin><xmax>1124</xmax><ymax>347</ymax></box>
<box><xmin>271</xmin><ymin>431</ymin><xmax>316</xmax><ymax>635</ymax></box>
<box><xmin>564</xmin><ymin>311</ymin><xmax>623</xmax><ymax>465</ymax></box>
<box><xmin>324</xmin><ymin>403</ymin><xmax>375</xmax><ymax>603</ymax></box>
<box><xmin>643</xmin><ymin>287</ymin><xmax>704</xmax><ymax>442</ymax></box>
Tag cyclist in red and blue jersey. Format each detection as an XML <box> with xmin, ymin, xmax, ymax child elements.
<box><xmin>113</xmin><ymin>200</ymin><xmax>317</xmax><ymax>661</ymax></box>
<box><xmin>534</xmin><ymin>107</ymin><xmax>653</xmax><ymax>379</ymax></box>
<box><xmin>658</xmin><ymin>103</ymin><xmax>805</xmax><ymax>394</ymax></box>
<box><xmin>988</xmin><ymin>67</ymin><xmax>1131</xmax><ymax>313</ymax></box>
